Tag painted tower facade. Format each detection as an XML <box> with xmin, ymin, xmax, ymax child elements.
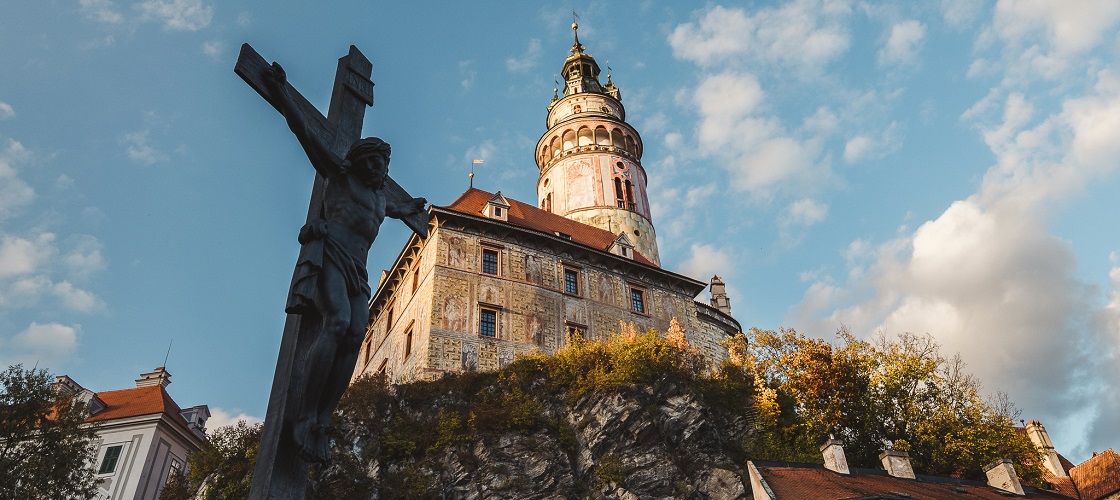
<box><xmin>535</xmin><ymin>24</ymin><xmax>661</xmax><ymax>266</ymax></box>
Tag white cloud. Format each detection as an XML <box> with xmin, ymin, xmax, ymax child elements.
<box><xmin>678</xmin><ymin>243</ymin><xmax>732</xmax><ymax>282</ymax></box>
<box><xmin>202</xmin><ymin>41</ymin><xmax>224</xmax><ymax>59</ymax></box>
<box><xmin>136</xmin><ymin>0</ymin><xmax>213</xmax><ymax>32</ymax></box>
<box><xmin>236</xmin><ymin>11</ymin><xmax>251</xmax><ymax>27</ymax></box>
<box><xmin>794</xmin><ymin>67</ymin><xmax>1120</xmax><ymax>456</ymax></box>
<box><xmin>0</xmin><ymin>322</ymin><xmax>81</xmax><ymax>369</ymax></box>
<box><xmin>206</xmin><ymin>407</ymin><xmax>263</xmax><ymax>431</ymax></box>
<box><xmin>122</xmin><ymin>130</ymin><xmax>169</xmax><ymax>165</ymax></box>
<box><xmin>990</xmin><ymin>0</ymin><xmax>1120</xmax><ymax>81</ymax></box>
<box><xmin>0</xmin><ymin>233</ymin><xmax>55</xmax><ymax>278</ymax></box>
<box><xmin>79</xmin><ymin>0</ymin><xmax>124</xmax><ymax>24</ymax></box>
<box><xmin>64</xmin><ymin>235</ymin><xmax>106</xmax><ymax>277</ymax></box>
<box><xmin>669</xmin><ymin>1</ymin><xmax>851</xmax><ymax>72</ymax></box>
<box><xmin>843</xmin><ymin>123</ymin><xmax>899</xmax><ymax>163</ymax></box>
<box><xmin>505</xmin><ymin>38</ymin><xmax>542</xmax><ymax>74</ymax></box>
<box><xmin>0</xmin><ymin>145</ymin><xmax>35</xmax><ymax>219</ymax></box>
<box><xmin>879</xmin><ymin>20</ymin><xmax>926</xmax><ymax>65</ymax></box>
<box><xmin>691</xmin><ymin>72</ymin><xmax>827</xmax><ymax>198</ymax></box>
<box><xmin>782</xmin><ymin>198</ymin><xmax>829</xmax><ymax>227</ymax></box>
<box><xmin>0</xmin><ymin>102</ymin><xmax>13</xmax><ymax>120</ymax></box>
<box><xmin>941</xmin><ymin>0</ymin><xmax>984</xmax><ymax>29</ymax></box>
<box><xmin>459</xmin><ymin>60</ymin><xmax>476</xmax><ymax>90</ymax></box>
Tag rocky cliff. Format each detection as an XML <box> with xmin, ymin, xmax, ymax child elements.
<box><xmin>312</xmin><ymin>332</ymin><xmax>753</xmax><ymax>499</ymax></box>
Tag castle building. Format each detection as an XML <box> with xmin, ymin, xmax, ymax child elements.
<box><xmin>354</xmin><ymin>25</ymin><xmax>740</xmax><ymax>383</ymax></box>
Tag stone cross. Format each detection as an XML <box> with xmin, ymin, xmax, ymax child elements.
<box><xmin>234</xmin><ymin>43</ymin><xmax>426</xmax><ymax>499</ymax></box>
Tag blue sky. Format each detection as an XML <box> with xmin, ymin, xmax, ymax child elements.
<box><xmin>2</xmin><ymin>1</ymin><xmax>1118</xmax><ymax>462</ymax></box>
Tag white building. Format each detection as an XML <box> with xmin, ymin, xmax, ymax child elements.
<box><xmin>56</xmin><ymin>367</ymin><xmax>209</xmax><ymax>500</ymax></box>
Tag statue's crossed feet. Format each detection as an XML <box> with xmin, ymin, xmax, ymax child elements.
<box><xmin>292</xmin><ymin>416</ymin><xmax>331</xmax><ymax>463</ymax></box>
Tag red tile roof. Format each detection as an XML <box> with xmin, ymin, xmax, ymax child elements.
<box><xmin>442</xmin><ymin>188</ymin><xmax>657</xmax><ymax>267</ymax></box>
<box><xmin>86</xmin><ymin>385</ymin><xmax>191</xmax><ymax>430</ymax></box>
<box><xmin>753</xmin><ymin>463</ymin><xmax>1071</xmax><ymax>499</ymax></box>
<box><xmin>1070</xmin><ymin>449</ymin><xmax>1120</xmax><ymax>500</ymax></box>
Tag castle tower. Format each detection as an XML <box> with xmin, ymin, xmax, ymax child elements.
<box><xmin>535</xmin><ymin>23</ymin><xmax>660</xmax><ymax>266</ymax></box>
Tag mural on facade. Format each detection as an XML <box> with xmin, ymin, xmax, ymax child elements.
<box><xmin>461</xmin><ymin>342</ymin><xmax>478</xmax><ymax>371</ymax></box>
<box><xmin>525</xmin><ymin>254</ymin><xmax>542</xmax><ymax>284</ymax></box>
<box><xmin>447</xmin><ymin>236</ymin><xmax>465</xmax><ymax>268</ymax></box>
<box><xmin>566</xmin><ymin>159</ymin><xmax>596</xmax><ymax>208</ymax></box>
<box><xmin>442</xmin><ymin>295</ymin><xmax>467</xmax><ymax>332</ymax></box>
<box><xmin>480</xmin><ymin>283</ymin><xmax>500</xmax><ymax>305</ymax></box>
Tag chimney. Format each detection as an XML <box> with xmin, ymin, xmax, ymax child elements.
<box><xmin>983</xmin><ymin>459</ymin><xmax>1025</xmax><ymax>496</ymax></box>
<box><xmin>709</xmin><ymin>275</ymin><xmax>732</xmax><ymax>315</ymax></box>
<box><xmin>880</xmin><ymin>449</ymin><xmax>916</xmax><ymax>479</ymax></box>
<box><xmin>821</xmin><ymin>438</ymin><xmax>850</xmax><ymax>474</ymax></box>
<box><xmin>1025</xmin><ymin>420</ymin><xmax>1067</xmax><ymax>477</ymax></box>
<box><xmin>135</xmin><ymin>367</ymin><xmax>172</xmax><ymax>388</ymax></box>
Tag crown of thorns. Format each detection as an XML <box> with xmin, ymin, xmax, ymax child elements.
<box><xmin>345</xmin><ymin>137</ymin><xmax>391</xmax><ymax>163</ymax></box>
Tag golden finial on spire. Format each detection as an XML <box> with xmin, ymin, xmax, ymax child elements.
<box><xmin>571</xmin><ymin>12</ymin><xmax>584</xmax><ymax>54</ymax></box>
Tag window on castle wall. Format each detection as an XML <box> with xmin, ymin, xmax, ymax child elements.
<box><xmin>480</xmin><ymin>308</ymin><xmax>497</xmax><ymax>338</ymax></box>
<box><xmin>481</xmin><ymin>247</ymin><xmax>499</xmax><ymax>275</ymax></box>
<box><xmin>404</xmin><ymin>326</ymin><xmax>413</xmax><ymax>359</ymax></box>
<box><xmin>168</xmin><ymin>459</ymin><xmax>183</xmax><ymax>485</ymax></box>
<box><xmin>596</xmin><ymin>126</ymin><xmax>609</xmax><ymax>146</ymax></box>
<box><xmin>385</xmin><ymin>302</ymin><xmax>394</xmax><ymax>333</ymax></box>
<box><xmin>614</xmin><ymin>178</ymin><xmax>624</xmax><ymax>208</ymax></box>
<box><xmin>630</xmin><ymin>288</ymin><xmax>647</xmax><ymax>314</ymax></box>
<box><xmin>412</xmin><ymin>257</ymin><xmax>421</xmax><ymax>293</ymax></box>
<box><xmin>562</xmin><ymin>130</ymin><xmax>576</xmax><ymax>150</ymax></box>
<box><xmin>573</xmin><ymin>104</ymin><xmax>581</xmax><ymax>113</ymax></box>
<box><xmin>378</xmin><ymin>359</ymin><xmax>388</xmax><ymax>375</ymax></box>
<box><xmin>578</xmin><ymin>127</ymin><xmax>593</xmax><ymax>146</ymax></box>
<box><xmin>625</xmin><ymin>180</ymin><xmax>635</xmax><ymax>210</ymax></box>
<box><xmin>566</xmin><ymin>323</ymin><xmax>586</xmax><ymax>340</ymax></box>
<box><xmin>564</xmin><ymin>268</ymin><xmax>580</xmax><ymax>295</ymax></box>
<box><xmin>612</xmin><ymin>128</ymin><xmax>624</xmax><ymax>149</ymax></box>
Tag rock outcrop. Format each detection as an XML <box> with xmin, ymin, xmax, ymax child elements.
<box><xmin>314</xmin><ymin>370</ymin><xmax>751</xmax><ymax>499</ymax></box>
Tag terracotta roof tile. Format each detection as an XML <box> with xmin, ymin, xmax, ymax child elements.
<box><xmin>1070</xmin><ymin>449</ymin><xmax>1120</xmax><ymax>500</ymax></box>
<box><xmin>754</xmin><ymin>463</ymin><xmax>1070</xmax><ymax>499</ymax></box>
<box><xmin>1039</xmin><ymin>466</ymin><xmax>1079</xmax><ymax>499</ymax></box>
<box><xmin>86</xmin><ymin>385</ymin><xmax>191</xmax><ymax>430</ymax></box>
<box><xmin>443</xmin><ymin>188</ymin><xmax>657</xmax><ymax>267</ymax></box>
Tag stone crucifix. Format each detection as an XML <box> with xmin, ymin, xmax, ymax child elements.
<box><xmin>235</xmin><ymin>43</ymin><xmax>428</xmax><ymax>498</ymax></box>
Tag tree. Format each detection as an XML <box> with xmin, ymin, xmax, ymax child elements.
<box><xmin>731</xmin><ymin>328</ymin><xmax>1043</xmax><ymax>483</ymax></box>
<box><xmin>0</xmin><ymin>364</ymin><xmax>99</xmax><ymax>499</ymax></box>
<box><xmin>162</xmin><ymin>420</ymin><xmax>262</xmax><ymax>500</ymax></box>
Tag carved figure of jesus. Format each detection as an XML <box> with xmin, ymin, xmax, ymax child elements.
<box><xmin>263</xmin><ymin>63</ymin><xmax>425</xmax><ymax>462</ymax></box>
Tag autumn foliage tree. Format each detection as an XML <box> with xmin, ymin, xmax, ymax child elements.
<box><xmin>0</xmin><ymin>364</ymin><xmax>99</xmax><ymax>499</ymax></box>
<box><xmin>727</xmin><ymin>327</ymin><xmax>1043</xmax><ymax>483</ymax></box>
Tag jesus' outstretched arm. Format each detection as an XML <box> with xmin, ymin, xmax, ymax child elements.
<box><xmin>262</xmin><ymin>62</ymin><xmax>344</xmax><ymax>178</ymax></box>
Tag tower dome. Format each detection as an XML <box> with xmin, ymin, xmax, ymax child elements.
<box><xmin>535</xmin><ymin>23</ymin><xmax>660</xmax><ymax>266</ymax></box>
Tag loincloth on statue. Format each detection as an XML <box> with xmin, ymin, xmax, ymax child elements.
<box><xmin>285</xmin><ymin>221</ymin><xmax>371</xmax><ymax>315</ymax></box>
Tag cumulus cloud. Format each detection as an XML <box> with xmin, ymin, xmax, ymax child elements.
<box><xmin>459</xmin><ymin>60</ymin><xmax>476</xmax><ymax>90</ymax></box>
<box><xmin>0</xmin><ymin>322</ymin><xmax>81</xmax><ymax>369</ymax></box>
<box><xmin>794</xmin><ymin>67</ymin><xmax>1120</xmax><ymax>456</ymax></box>
<box><xmin>506</xmin><ymin>38</ymin><xmax>542</xmax><ymax>73</ymax></box>
<box><xmin>0</xmin><ymin>102</ymin><xmax>13</xmax><ymax>120</ymax></box>
<box><xmin>669</xmin><ymin>1</ymin><xmax>851</xmax><ymax>72</ymax></box>
<box><xmin>941</xmin><ymin>0</ymin><xmax>984</xmax><ymax>29</ymax></box>
<box><xmin>204</xmin><ymin>407</ymin><xmax>263</xmax><ymax>432</ymax></box>
<box><xmin>879</xmin><ymin>20</ymin><xmax>926</xmax><ymax>65</ymax></box>
<box><xmin>843</xmin><ymin>123</ymin><xmax>899</xmax><ymax>163</ymax></box>
<box><xmin>0</xmin><ymin>233</ymin><xmax>55</xmax><ymax>278</ymax></box>
<box><xmin>202</xmin><ymin>40</ymin><xmax>224</xmax><ymax>59</ymax></box>
<box><xmin>989</xmin><ymin>0</ymin><xmax>1120</xmax><ymax>81</ymax></box>
<box><xmin>79</xmin><ymin>0</ymin><xmax>124</xmax><ymax>24</ymax></box>
<box><xmin>122</xmin><ymin>130</ymin><xmax>169</xmax><ymax>165</ymax></box>
<box><xmin>0</xmin><ymin>147</ymin><xmax>35</xmax><ymax>219</ymax></box>
<box><xmin>782</xmin><ymin>198</ymin><xmax>829</xmax><ymax>227</ymax></box>
<box><xmin>691</xmin><ymin>72</ymin><xmax>827</xmax><ymax>198</ymax></box>
<box><xmin>136</xmin><ymin>0</ymin><xmax>213</xmax><ymax>31</ymax></box>
<box><xmin>678</xmin><ymin>243</ymin><xmax>732</xmax><ymax>281</ymax></box>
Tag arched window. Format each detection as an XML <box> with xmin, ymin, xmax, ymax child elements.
<box><xmin>625</xmin><ymin>136</ymin><xmax>636</xmax><ymax>154</ymax></box>
<box><xmin>551</xmin><ymin>136</ymin><xmax>561</xmax><ymax>158</ymax></box>
<box><xmin>562</xmin><ymin>130</ymin><xmax>576</xmax><ymax>150</ymax></box>
<box><xmin>595</xmin><ymin>126</ymin><xmax>610</xmax><ymax>146</ymax></box>
<box><xmin>614</xmin><ymin>178</ymin><xmax>624</xmax><ymax>207</ymax></box>
<box><xmin>611</xmin><ymin>128</ymin><xmax>625</xmax><ymax>150</ymax></box>
<box><xmin>545</xmin><ymin>193</ymin><xmax>552</xmax><ymax>212</ymax></box>
<box><xmin>577</xmin><ymin>127</ymin><xmax>593</xmax><ymax>147</ymax></box>
<box><xmin>624</xmin><ymin>180</ymin><xmax>635</xmax><ymax>210</ymax></box>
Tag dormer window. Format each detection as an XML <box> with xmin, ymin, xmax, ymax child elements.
<box><xmin>483</xmin><ymin>191</ymin><xmax>511</xmax><ymax>221</ymax></box>
<box><xmin>609</xmin><ymin>233</ymin><xmax>635</xmax><ymax>260</ymax></box>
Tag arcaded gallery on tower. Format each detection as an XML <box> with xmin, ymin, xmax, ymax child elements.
<box><xmin>354</xmin><ymin>25</ymin><xmax>740</xmax><ymax>383</ymax></box>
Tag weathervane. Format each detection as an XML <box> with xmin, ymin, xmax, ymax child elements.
<box><xmin>471</xmin><ymin>158</ymin><xmax>484</xmax><ymax>188</ymax></box>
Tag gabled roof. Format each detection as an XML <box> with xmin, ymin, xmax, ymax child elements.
<box><xmin>443</xmin><ymin>188</ymin><xmax>657</xmax><ymax>267</ymax></box>
<box><xmin>86</xmin><ymin>384</ymin><xmax>192</xmax><ymax>431</ymax></box>
<box><xmin>750</xmin><ymin>462</ymin><xmax>1071</xmax><ymax>500</ymax></box>
<box><xmin>1070</xmin><ymin>449</ymin><xmax>1120</xmax><ymax>500</ymax></box>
